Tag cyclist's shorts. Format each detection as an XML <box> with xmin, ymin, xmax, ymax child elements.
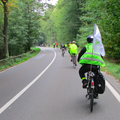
<box><xmin>70</xmin><ymin>52</ymin><xmax>77</xmax><ymax>56</ymax></box>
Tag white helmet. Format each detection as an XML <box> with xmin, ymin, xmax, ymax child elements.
<box><xmin>72</xmin><ymin>41</ymin><xmax>76</xmax><ymax>44</ymax></box>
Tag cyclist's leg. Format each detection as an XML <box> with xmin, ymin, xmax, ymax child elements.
<box><xmin>79</xmin><ymin>64</ymin><xmax>97</xmax><ymax>77</ymax></box>
<box><xmin>70</xmin><ymin>52</ymin><xmax>73</xmax><ymax>61</ymax></box>
<box><xmin>75</xmin><ymin>54</ymin><xmax>77</xmax><ymax>66</ymax></box>
<box><xmin>71</xmin><ymin>55</ymin><xmax>73</xmax><ymax>61</ymax></box>
<box><xmin>79</xmin><ymin>64</ymin><xmax>90</xmax><ymax>88</ymax></box>
<box><xmin>62</xmin><ymin>48</ymin><xmax>64</xmax><ymax>55</ymax></box>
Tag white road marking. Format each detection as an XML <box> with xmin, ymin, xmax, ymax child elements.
<box><xmin>0</xmin><ymin>49</ymin><xmax>120</xmax><ymax>114</ymax></box>
<box><xmin>106</xmin><ymin>80</ymin><xmax>120</xmax><ymax>103</ymax></box>
<box><xmin>0</xmin><ymin>50</ymin><xmax>56</xmax><ymax>114</ymax></box>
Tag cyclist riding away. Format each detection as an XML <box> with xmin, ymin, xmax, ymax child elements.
<box><xmin>53</xmin><ymin>42</ymin><xmax>56</xmax><ymax>48</ymax></box>
<box><xmin>77</xmin><ymin>35</ymin><xmax>105</xmax><ymax>98</ymax></box>
<box><xmin>56</xmin><ymin>42</ymin><xmax>58</xmax><ymax>48</ymax></box>
<box><xmin>70</xmin><ymin>41</ymin><xmax>78</xmax><ymax>66</ymax></box>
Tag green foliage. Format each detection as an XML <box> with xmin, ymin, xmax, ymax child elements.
<box><xmin>101</xmin><ymin>59</ymin><xmax>120</xmax><ymax>80</ymax></box>
<box><xmin>78</xmin><ymin>0</ymin><xmax>120</xmax><ymax>59</ymax></box>
<box><xmin>5</xmin><ymin>57</ymin><xmax>15</xmax><ymax>66</ymax></box>
<box><xmin>0</xmin><ymin>47</ymin><xmax>41</xmax><ymax>71</ymax></box>
<box><xmin>0</xmin><ymin>1</ymin><xmax>4</xmax><ymax>59</ymax></box>
<box><xmin>0</xmin><ymin>0</ymin><xmax>120</xmax><ymax>60</ymax></box>
<box><xmin>40</xmin><ymin>0</ymin><xmax>81</xmax><ymax>45</ymax></box>
<box><xmin>54</xmin><ymin>0</ymin><xmax>81</xmax><ymax>43</ymax></box>
<box><xmin>40</xmin><ymin>4</ymin><xmax>56</xmax><ymax>44</ymax></box>
<box><xmin>0</xmin><ymin>0</ymin><xmax>43</xmax><ymax>59</ymax></box>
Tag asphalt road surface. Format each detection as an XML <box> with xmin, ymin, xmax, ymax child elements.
<box><xmin>0</xmin><ymin>47</ymin><xmax>120</xmax><ymax>120</ymax></box>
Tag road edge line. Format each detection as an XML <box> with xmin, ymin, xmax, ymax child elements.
<box><xmin>0</xmin><ymin>50</ymin><xmax>56</xmax><ymax>114</ymax></box>
<box><xmin>106</xmin><ymin>80</ymin><xmax>120</xmax><ymax>103</ymax></box>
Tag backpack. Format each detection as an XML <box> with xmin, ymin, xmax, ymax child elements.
<box><xmin>95</xmin><ymin>72</ymin><xmax>105</xmax><ymax>94</ymax></box>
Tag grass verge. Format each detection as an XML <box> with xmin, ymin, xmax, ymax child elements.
<box><xmin>0</xmin><ymin>47</ymin><xmax>41</xmax><ymax>72</ymax></box>
<box><xmin>101</xmin><ymin>59</ymin><xmax>120</xmax><ymax>80</ymax></box>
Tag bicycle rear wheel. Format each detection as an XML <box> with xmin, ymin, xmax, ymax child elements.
<box><xmin>62</xmin><ymin>49</ymin><xmax>64</xmax><ymax>57</ymax></box>
<box><xmin>62</xmin><ymin>52</ymin><xmax>64</xmax><ymax>57</ymax></box>
<box><xmin>90</xmin><ymin>88</ymin><xmax>94</xmax><ymax>112</ymax></box>
<box><xmin>73</xmin><ymin>55</ymin><xmax>76</xmax><ymax>69</ymax></box>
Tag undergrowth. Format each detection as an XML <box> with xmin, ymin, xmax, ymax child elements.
<box><xmin>0</xmin><ymin>47</ymin><xmax>40</xmax><ymax>72</ymax></box>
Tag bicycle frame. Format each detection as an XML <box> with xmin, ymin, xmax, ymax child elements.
<box><xmin>85</xmin><ymin>65</ymin><xmax>100</xmax><ymax>112</ymax></box>
<box><xmin>72</xmin><ymin>53</ymin><xmax>76</xmax><ymax>69</ymax></box>
<box><xmin>62</xmin><ymin>48</ymin><xmax>65</xmax><ymax>57</ymax></box>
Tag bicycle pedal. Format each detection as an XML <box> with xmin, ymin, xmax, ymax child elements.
<box><xmin>86</xmin><ymin>94</ymin><xmax>90</xmax><ymax>99</ymax></box>
<box><xmin>85</xmin><ymin>94</ymin><xmax>88</xmax><ymax>98</ymax></box>
<box><xmin>82</xmin><ymin>86</ymin><xmax>87</xmax><ymax>89</ymax></box>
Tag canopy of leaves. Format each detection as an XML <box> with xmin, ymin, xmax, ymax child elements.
<box><xmin>40</xmin><ymin>0</ymin><xmax>81</xmax><ymax>45</ymax></box>
<box><xmin>78</xmin><ymin>0</ymin><xmax>120</xmax><ymax>59</ymax></box>
<box><xmin>0</xmin><ymin>0</ymin><xmax>120</xmax><ymax>60</ymax></box>
<box><xmin>0</xmin><ymin>0</ymin><xmax>44</xmax><ymax>58</ymax></box>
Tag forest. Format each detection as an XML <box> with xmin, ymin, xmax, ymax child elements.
<box><xmin>0</xmin><ymin>0</ymin><xmax>120</xmax><ymax>60</ymax></box>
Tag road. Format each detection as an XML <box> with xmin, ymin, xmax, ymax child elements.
<box><xmin>0</xmin><ymin>47</ymin><xmax>120</xmax><ymax>120</ymax></box>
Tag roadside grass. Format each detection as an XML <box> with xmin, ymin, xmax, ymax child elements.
<box><xmin>0</xmin><ymin>47</ymin><xmax>41</xmax><ymax>72</ymax></box>
<box><xmin>101</xmin><ymin>59</ymin><xmax>120</xmax><ymax>80</ymax></box>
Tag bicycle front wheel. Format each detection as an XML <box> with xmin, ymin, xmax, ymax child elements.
<box><xmin>90</xmin><ymin>88</ymin><xmax>94</xmax><ymax>112</ymax></box>
<box><xmin>62</xmin><ymin>52</ymin><xmax>64</xmax><ymax>57</ymax></box>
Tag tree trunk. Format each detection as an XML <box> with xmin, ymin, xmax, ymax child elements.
<box><xmin>2</xmin><ymin>0</ymin><xmax>9</xmax><ymax>58</ymax></box>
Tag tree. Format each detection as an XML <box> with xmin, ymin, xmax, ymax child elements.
<box><xmin>40</xmin><ymin>0</ymin><xmax>81</xmax><ymax>45</ymax></box>
<box><xmin>77</xmin><ymin>0</ymin><xmax>120</xmax><ymax>59</ymax></box>
<box><xmin>0</xmin><ymin>1</ymin><xmax>4</xmax><ymax>59</ymax></box>
<box><xmin>1</xmin><ymin>0</ymin><xmax>9</xmax><ymax>57</ymax></box>
<box><xmin>54</xmin><ymin>0</ymin><xmax>80</xmax><ymax>43</ymax></box>
<box><xmin>40</xmin><ymin>3</ymin><xmax>56</xmax><ymax>44</ymax></box>
<box><xmin>1</xmin><ymin>0</ymin><xmax>18</xmax><ymax>58</ymax></box>
<box><xmin>8</xmin><ymin>0</ymin><xmax>43</xmax><ymax>55</ymax></box>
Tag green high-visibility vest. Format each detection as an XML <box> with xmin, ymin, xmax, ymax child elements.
<box><xmin>65</xmin><ymin>44</ymin><xmax>67</xmax><ymax>47</ymax></box>
<box><xmin>70</xmin><ymin>44</ymin><xmax>78</xmax><ymax>56</ymax></box>
<box><xmin>79</xmin><ymin>43</ymin><xmax>105</xmax><ymax>67</ymax></box>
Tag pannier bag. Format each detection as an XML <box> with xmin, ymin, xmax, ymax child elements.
<box><xmin>95</xmin><ymin>72</ymin><xmax>105</xmax><ymax>94</ymax></box>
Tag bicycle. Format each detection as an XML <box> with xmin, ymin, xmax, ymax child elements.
<box><xmin>62</xmin><ymin>48</ymin><xmax>65</xmax><ymax>57</ymax></box>
<box><xmin>72</xmin><ymin>53</ymin><xmax>76</xmax><ymax>69</ymax></box>
<box><xmin>86</xmin><ymin>65</ymin><xmax>100</xmax><ymax>112</ymax></box>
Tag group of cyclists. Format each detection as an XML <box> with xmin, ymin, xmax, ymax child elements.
<box><xmin>53</xmin><ymin>42</ymin><xmax>59</xmax><ymax>48</ymax></box>
<box><xmin>60</xmin><ymin>35</ymin><xmax>105</xmax><ymax>99</ymax></box>
<box><xmin>42</xmin><ymin>35</ymin><xmax>105</xmax><ymax>99</ymax></box>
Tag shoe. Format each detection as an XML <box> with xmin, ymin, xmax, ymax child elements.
<box><xmin>82</xmin><ymin>79</ymin><xmax>88</xmax><ymax>88</ymax></box>
<box><xmin>94</xmin><ymin>93</ymin><xmax>99</xmax><ymax>99</ymax></box>
<box><xmin>75</xmin><ymin>63</ymin><xmax>77</xmax><ymax>66</ymax></box>
<box><xmin>71</xmin><ymin>59</ymin><xmax>72</xmax><ymax>62</ymax></box>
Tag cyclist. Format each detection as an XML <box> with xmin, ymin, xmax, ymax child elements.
<box><xmin>48</xmin><ymin>43</ymin><xmax>50</xmax><ymax>47</ymax></box>
<box><xmin>65</xmin><ymin>44</ymin><xmax>68</xmax><ymax>50</ymax></box>
<box><xmin>53</xmin><ymin>42</ymin><xmax>56</xmax><ymax>48</ymax></box>
<box><xmin>60</xmin><ymin>43</ymin><xmax>66</xmax><ymax>55</ymax></box>
<box><xmin>77</xmin><ymin>35</ymin><xmax>105</xmax><ymax>97</ymax></box>
<box><xmin>70</xmin><ymin>41</ymin><xmax>78</xmax><ymax>66</ymax></box>
<box><xmin>56</xmin><ymin>42</ymin><xmax>58</xmax><ymax>48</ymax></box>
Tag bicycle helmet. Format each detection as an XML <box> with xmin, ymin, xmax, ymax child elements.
<box><xmin>87</xmin><ymin>35</ymin><xmax>93</xmax><ymax>43</ymax></box>
<box><xmin>72</xmin><ymin>41</ymin><xmax>76</xmax><ymax>44</ymax></box>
